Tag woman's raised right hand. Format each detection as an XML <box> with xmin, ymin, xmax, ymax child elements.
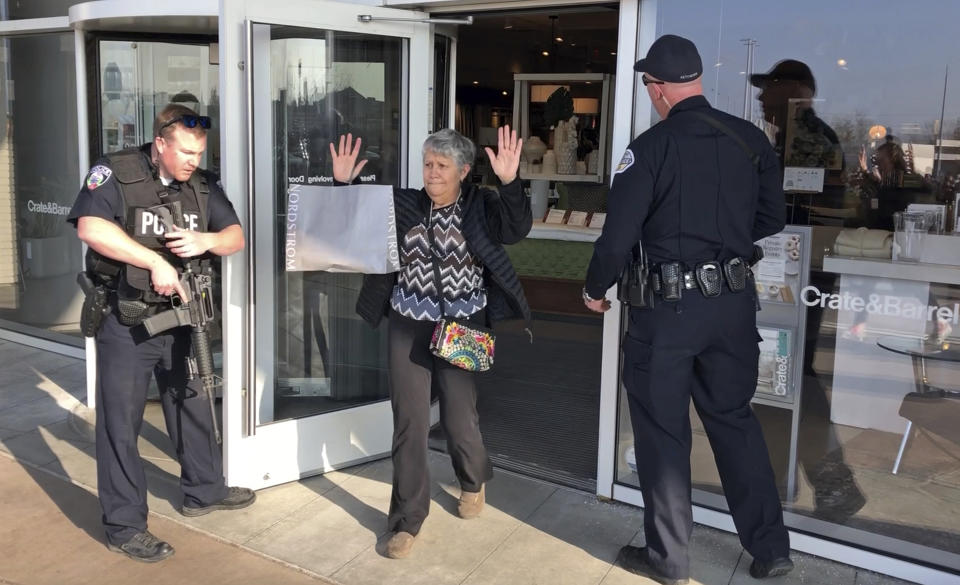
<box><xmin>329</xmin><ymin>133</ymin><xmax>369</xmax><ymax>183</ymax></box>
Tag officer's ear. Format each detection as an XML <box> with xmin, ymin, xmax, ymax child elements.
<box><xmin>154</xmin><ymin>134</ymin><xmax>167</xmax><ymax>155</ymax></box>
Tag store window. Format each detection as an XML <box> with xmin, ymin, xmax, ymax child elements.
<box><xmin>615</xmin><ymin>0</ymin><xmax>960</xmax><ymax>572</ymax></box>
<box><xmin>0</xmin><ymin>32</ymin><xmax>82</xmax><ymax>344</ymax></box>
<box><xmin>1</xmin><ymin>0</ymin><xmax>80</xmax><ymax>19</ymax></box>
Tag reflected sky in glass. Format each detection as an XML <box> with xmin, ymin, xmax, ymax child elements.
<box><xmin>661</xmin><ymin>0</ymin><xmax>960</xmax><ymax>131</ymax></box>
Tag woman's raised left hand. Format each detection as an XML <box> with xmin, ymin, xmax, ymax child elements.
<box><xmin>484</xmin><ymin>125</ymin><xmax>522</xmax><ymax>184</ymax></box>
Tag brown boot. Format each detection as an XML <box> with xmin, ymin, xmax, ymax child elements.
<box><xmin>458</xmin><ymin>484</ymin><xmax>485</xmax><ymax>519</ymax></box>
<box><xmin>385</xmin><ymin>531</ymin><xmax>416</xmax><ymax>559</ymax></box>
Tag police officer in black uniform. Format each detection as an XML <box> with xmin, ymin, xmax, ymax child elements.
<box><xmin>67</xmin><ymin>104</ymin><xmax>254</xmax><ymax>562</ymax></box>
<box><xmin>583</xmin><ymin>36</ymin><xmax>792</xmax><ymax>584</ymax></box>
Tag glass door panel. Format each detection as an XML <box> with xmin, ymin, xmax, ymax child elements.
<box><xmin>98</xmin><ymin>40</ymin><xmax>220</xmax><ymax>172</ymax></box>
<box><xmin>221</xmin><ymin>0</ymin><xmax>429</xmax><ymax>489</ymax></box>
<box><xmin>259</xmin><ymin>25</ymin><xmax>401</xmax><ymax>424</ymax></box>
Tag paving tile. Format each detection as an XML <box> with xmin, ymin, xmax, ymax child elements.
<box><xmin>175</xmin><ymin>475</ymin><xmax>335</xmax><ymax>544</ymax></box>
<box><xmin>463</xmin><ymin>488</ymin><xmax>643</xmax><ymax>585</ymax></box>
<box><xmin>1</xmin><ymin>420</ymin><xmax>93</xmax><ymax>468</ymax></box>
<box><xmin>42</xmin><ymin>364</ymin><xmax>91</xmax><ymax>400</ymax></box>
<box><xmin>68</xmin><ymin>403</ymin><xmax>96</xmax><ymax>443</ymax></box>
<box><xmin>601</xmin><ymin>524</ymin><xmax>742</xmax><ymax>585</ymax></box>
<box><xmin>0</xmin><ymin>390</ymin><xmax>72</xmax><ymax>433</ymax></box>
<box><xmin>0</xmin><ymin>347</ymin><xmax>81</xmax><ymax>374</ymax></box>
<box><xmin>245</xmin><ymin>462</ymin><xmax>394</xmax><ymax>576</ymax></box>
<box><xmin>42</xmin><ymin>440</ymin><xmax>99</xmax><ymax>488</ymax></box>
<box><xmin>731</xmin><ymin>550</ymin><xmax>856</xmax><ymax>585</ymax></box>
<box><xmin>332</xmin><ymin>468</ymin><xmax>558</xmax><ymax>585</ymax></box>
<box><xmin>855</xmin><ymin>569</ymin><xmax>918</xmax><ymax>585</ymax></box>
<box><xmin>0</xmin><ymin>377</ymin><xmax>56</xmax><ymax>410</ymax></box>
<box><xmin>143</xmin><ymin>460</ymin><xmax>188</xmax><ymax>518</ymax></box>
<box><xmin>0</xmin><ymin>426</ymin><xmax>22</xmax><ymax>441</ymax></box>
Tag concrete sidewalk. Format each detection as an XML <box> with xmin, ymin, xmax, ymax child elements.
<box><xmin>0</xmin><ymin>340</ymin><xmax>913</xmax><ymax>585</ymax></box>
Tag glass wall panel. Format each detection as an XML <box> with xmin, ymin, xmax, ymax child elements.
<box><xmin>99</xmin><ymin>40</ymin><xmax>220</xmax><ymax>173</ymax></box>
<box><xmin>0</xmin><ymin>32</ymin><xmax>81</xmax><ymax>343</ymax></box>
<box><xmin>615</xmin><ymin>0</ymin><xmax>960</xmax><ymax>571</ymax></box>
<box><xmin>2</xmin><ymin>0</ymin><xmax>79</xmax><ymax>19</ymax></box>
<box><xmin>265</xmin><ymin>26</ymin><xmax>402</xmax><ymax>422</ymax></box>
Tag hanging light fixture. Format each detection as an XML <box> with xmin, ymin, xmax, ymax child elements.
<box><xmin>104</xmin><ymin>62</ymin><xmax>122</xmax><ymax>101</ymax></box>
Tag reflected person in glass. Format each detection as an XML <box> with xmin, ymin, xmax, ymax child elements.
<box><xmin>330</xmin><ymin>126</ymin><xmax>532</xmax><ymax>559</ymax></box>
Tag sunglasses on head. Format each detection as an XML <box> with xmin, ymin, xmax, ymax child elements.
<box><xmin>160</xmin><ymin>114</ymin><xmax>212</xmax><ymax>132</ymax></box>
<box><xmin>641</xmin><ymin>76</ymin><xmax>665</xmax><ymax>86</ymax></box>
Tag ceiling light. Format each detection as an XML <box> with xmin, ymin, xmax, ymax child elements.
<box><xmin>542</xmin><ymin>50</ymin><xmax>550</xmax><ymax>57</ymax></box>
<box><xmin>472</xmin><ymin>80</ymin><xmax>478</xmax><ymax>85</ymax></box>
<box><xmin>610</xmin><ymin>51</ymin><xmax>616</xmax><ymax>56</ymax></box>
<box><xmin>555</xmin><ymin>36</ymin><xmax>563</xmax><ymax>43</ymax></box>
<box><xmin>502</xmin><ymin>91</ymin><xmax>508</xmax><ymax>96</ymax></box>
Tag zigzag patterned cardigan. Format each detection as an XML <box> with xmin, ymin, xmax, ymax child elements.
<box><xmin>356</xmin><ymin>178</ymin><xmax>532</xmax><ymax>328</ymax></box>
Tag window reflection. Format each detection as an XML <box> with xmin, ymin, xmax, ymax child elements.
<box><xmin>617</xmin><ymin>0</ymin><xmax>960</xmax><ymax>572</ymax></box>
<box><xmin>269</xmin><ymin>28</ymin><xmax>402</xmax><ymax>422</ymax></box>
<box><xmin>0</xmin><ymin>33</ymin><xmax>82</xmax><ymax>343</ymax></box>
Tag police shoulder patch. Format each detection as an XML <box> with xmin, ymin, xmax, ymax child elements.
<box><xmin>85</xmin><ymin>165</ymin><xmax>113</xmax><ymax>190</ymax></box>
<box><xmin>614</xmin><ymin>149</ymin><xmax>635</xmax><ymax>175</ymax></box>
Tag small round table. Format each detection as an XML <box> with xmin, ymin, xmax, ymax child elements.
<box><xmin>876</xmin><ymin>336</ymin><xmax>960</xmax><ymax>473</ymax></box>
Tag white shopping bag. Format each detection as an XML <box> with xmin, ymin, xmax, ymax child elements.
<box><xmin>284</xmin><ymin>183</ymin><xmax>400</xmax><ymax>273</ymax></box>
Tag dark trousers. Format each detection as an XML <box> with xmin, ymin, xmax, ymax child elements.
<box><xmin>386</xmin><ymin>310</ymin><xmax>494</xmax><ymax>535</ymax></box>
<box><xmin>95</xmin><ymin>312</ymin><xmax>228</xmax><ymax>545</ymax></box>
<box><xmin>623</xmin><ymin>290</ymin><xmax>789</xmax><ymax>580</ymax></box>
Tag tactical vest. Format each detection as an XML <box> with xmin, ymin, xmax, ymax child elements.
<box><xmin>87</xmin><ymin>146</ymin><xmax>211</xmax><ymax>293</ymax></box>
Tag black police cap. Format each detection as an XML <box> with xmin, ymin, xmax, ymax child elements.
<box><xmin>633</xmin><ymin>34</ymin><xmax>703</xmax><ymax>83</ymax></box>
<box><xmin>750</xmin><ymin>59</ymin><xmax>816</xmax><ymax>95</ymax></box>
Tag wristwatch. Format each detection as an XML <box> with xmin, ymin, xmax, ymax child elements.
<box><xmin>582</xmin><ymin>287</ymin><xmax>599</xmax><ymax>303</ymax></box>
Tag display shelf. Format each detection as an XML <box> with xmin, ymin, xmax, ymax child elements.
<box><xmin>523</xmin><ymin>173</ymin><xmax>604</xmax><ymax>183</ymax></box>
<box><xmin>823</xmin><ymin>255</ymin><xmax>960</xmax><ymax>285</ymax></box>
<box><xmin>512</xmin><ymin>72</ymin><xmax>614</xmax><ymax>185</ymax></box>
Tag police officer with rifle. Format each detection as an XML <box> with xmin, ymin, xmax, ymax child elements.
<box><xmin>68</xmin><ymin>104</ymin><xmax>254</xmax><ymax>563</ymax></box>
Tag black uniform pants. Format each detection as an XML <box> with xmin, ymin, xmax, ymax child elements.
<box><xmin>95</xmin><ymin>312</ymin><xmax>228</xmax><ymax>545</ymax></box>
<box><xmin>386</xmin><ymin>310</ymin><xmax>494</xmax><ymax>536</ymax></box>
<box><xmin>623</xmin><ymin>290</ymin><xmax>789</xmax><ymax>580</ymax></box>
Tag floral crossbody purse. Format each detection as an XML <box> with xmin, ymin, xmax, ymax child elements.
<box><xmin>424</xmin><ymin>203</ymin><xmax>496</xmax><ymax>372</ymax></box>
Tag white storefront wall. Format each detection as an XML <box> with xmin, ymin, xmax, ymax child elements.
<box><xmin>0</xmin><ymin>0</ymin><xmax>956</xmax><ymax>581</ymax></box>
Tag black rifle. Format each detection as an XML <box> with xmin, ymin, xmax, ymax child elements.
<box><xmin>141</xmin><ymin>201</ymin><xmax>222</xmax><ymax>443</ymax></box>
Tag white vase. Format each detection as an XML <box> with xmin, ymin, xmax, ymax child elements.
<box><xmin>586</xmin><ymin>150</ymin><xmax>599</xmax><ymax>174</ymax></box>
<box><xmin>556</xmin><ymin>145</ymin><xmax>577</xmax><ymax>174</ymax></box>
<box><xmin>554</xmin><ymin>119</ymin><xmax>578</xmax><ymax>174</ymax></box>
<box><xmin>521</xmin><ymin>136</ymin><xmax>547</xmax><ymax>163</ymax></box>
<box><xmin>541</xmin><ymin>150</ymin><xmax>557</xmax><ymax>175</ymax></box>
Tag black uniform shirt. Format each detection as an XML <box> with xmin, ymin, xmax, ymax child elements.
<box><xmin>67</xmin><ymin>143</ymin><xmax>240</xmax><ymax>232</ymax></box>
<box><xmin>584</xmin><ymin>95</ymin><xmax>785</xmax><ymax>299</ymax></box>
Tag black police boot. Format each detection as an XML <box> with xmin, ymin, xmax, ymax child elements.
<box><xmin>181</xmin><ymin>486</ymin><xmax>257</xmax><ymax>517</ymax></box>
<box><xmin>749</xmin><ymin>556</ymin><xmax>795</xmax><ymax>579</ymax></box>
<box><xmin>107</xmin><ymin>530</ymin><xmax>175</xmax><ymax>562</ymax></box>
<box><xmin>616</xmin><ymin>545</ymin><xmax>689</xmax><ymax>585</ymax></box>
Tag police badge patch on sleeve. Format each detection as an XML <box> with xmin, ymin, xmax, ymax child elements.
<box><xmin>614</xmin><ymin>149</ymin><xmax>635</xmax><ymax>175</ymax></box>
<box><xmin>85</xmin><ymin>165</ymin><xmax>113</xmax><ymax>190</ymax></box>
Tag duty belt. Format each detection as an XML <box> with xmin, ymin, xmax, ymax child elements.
<box><xmin>650</xmin><ymin>257</ymin><xmax>749</xmax><ymax>300</ymax></box>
